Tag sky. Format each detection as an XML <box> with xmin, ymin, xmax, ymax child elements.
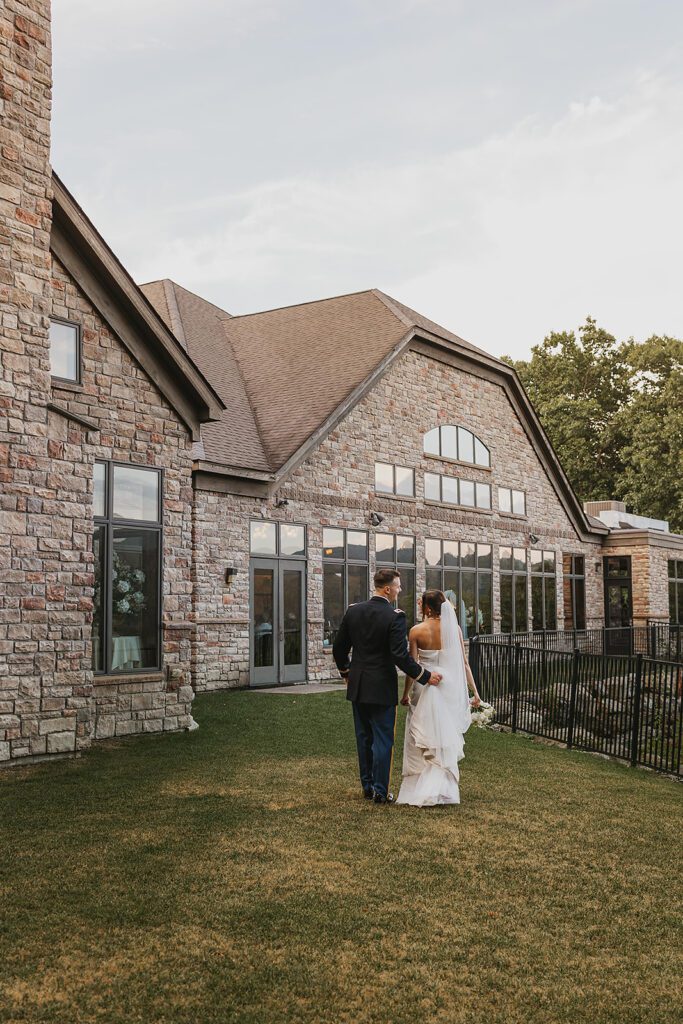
<box><xmin>52</xmin><ymin>0</ymin><xmax>683</xmax><ymax>360</ymax></box>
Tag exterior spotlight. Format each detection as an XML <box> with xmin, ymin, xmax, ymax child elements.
<box><xmin>274</xmin><ymin>498</ymin><xmax>289</xmax><ymax>508</ymax></box>
<box><xmin>369</xmin><ymin>512</ymin><xmax>384</xmax><ymax>527</ymax></box>
<box><xmin>529</xmin><ymin>533</ymin><xmax>539</xmax><ymax>545</ymax></box>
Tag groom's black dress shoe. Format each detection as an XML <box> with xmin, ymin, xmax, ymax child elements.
<box><xmin>363</xmin><ymin>788</ymin><xmax>374</xmax><ymax>800</ymax></box>
<box><xmin>373</xmin><ymin>792</ymin><xmax>395</xmax><ymax>805</ymax></box>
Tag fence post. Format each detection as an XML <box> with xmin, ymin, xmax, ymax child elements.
<box><xmin>511</xmin><ymin>642</ymin><xmax>520</xmax><ymax>733</ymax></box>
<box><xmin>630</xmin><ymin>652</ymin><xmax>643</xmax><ymax>768</ymax></box>
<box><xmin>649</xmin><ymin>624</ymin><xmax>656</xmax><ymax>659</ymax></box>
<box><xmin>567</xmin><ymin>647</ymin><xmax>580</xmax><ymax>749</ymax></box>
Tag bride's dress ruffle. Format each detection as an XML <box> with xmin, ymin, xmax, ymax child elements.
<box><xmin>397</xmin><ymin>605</ymin><xmax>472</xmax><ymax>807</ymax></box>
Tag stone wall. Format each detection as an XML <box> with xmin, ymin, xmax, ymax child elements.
<box><xmin>49</xmin><ymin>256</ymin><xmax>196</xmax><ymax>739</ymax></box>
<box><xmin>604</xmin><ymin>538</ymin><xmax>683</xmax><ymax>625</ymax></box>
<box><xmin>192</xmin><ymin>347</ymin><xmax>605</xmax><ymax>691</ymax></box>
<box><xmin>0</xmin><ymin>1</ymin><xmax>92</xmax><ymax>763</ymax></box>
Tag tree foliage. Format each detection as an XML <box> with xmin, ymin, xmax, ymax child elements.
<box><xmin>504</xmin><ymin>320</ymin><xmax>683</xmax><ymax>533</ymax></box>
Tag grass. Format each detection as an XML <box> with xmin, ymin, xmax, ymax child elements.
<box><xmin>1</xmin><ymin>691</ymin><xmax>682</xmax><ymax>1024</ymax></box>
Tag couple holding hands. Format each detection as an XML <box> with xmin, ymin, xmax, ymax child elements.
<box><xmin>333</xmin><ymin>567</ymin><xmax>481</xmax><ymax>807</ymax></box>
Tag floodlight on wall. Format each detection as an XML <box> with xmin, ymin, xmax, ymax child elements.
<box><xmin>529</xmin><ymin>533</ymin><xmax>539</xmax><ymax>545</ymax></box>
<box><xmin>274</xmin><ymin>498</ymin><xmax>289</xmax><ymax>508</ymax></box>
<box><xmin>225</xmin><ymin>566</ymin><xmax>237</xmax><ymax>585</ymax></box>
<box><xmin>369</xmin><ymin>512</ymin><xmax>384</xmax><ymax>527</ymax></box>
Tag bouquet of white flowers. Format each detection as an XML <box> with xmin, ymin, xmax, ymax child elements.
<box><xmin>470</xmin><ymin>700</ymin><xmax>495</xmax><ymax>729</ymax></box>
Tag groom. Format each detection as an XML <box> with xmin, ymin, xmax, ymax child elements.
<box><xmin>333</xmin><ymin>568</ymin><xmax>442</xmax><ymax>804</ymax></box>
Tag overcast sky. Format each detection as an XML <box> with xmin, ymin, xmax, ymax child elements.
<box><xmin>52</xmin><ymin>0</ymin><xmax>683</xmax><ymax>359</ymax></box>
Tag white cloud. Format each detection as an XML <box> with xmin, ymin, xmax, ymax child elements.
<box><xmin>90</xmin><ymin>71</ymin><xmax>681</xmax><ymax>358</ymax></box>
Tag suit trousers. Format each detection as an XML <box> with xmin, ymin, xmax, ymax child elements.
<box><xmin>352</xmin><ymin>701</ymin><xmax>397</xmax><ymax>799</ymax></box>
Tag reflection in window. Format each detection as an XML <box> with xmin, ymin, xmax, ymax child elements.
<box><xmin>423</xmin><ymin>425</ymin><xmax>490</xmax><ymax>467</ymax></box>
<box><xmin>423</xmin><ymin>473</ymin><xmax>491</xmax><ymax>510</ymax></box>
<box><xmin>563</xmin><ymin>554</ymin><xmax>586</xmax><ymax>630</ymax></box>
<box><xmin>250</xmin><ymin>521</ymin><xmax>277</xmax><ymax>555</ymax></box>
<box><xmin>425</xmin><ymin>540</ymin><xmax>492</xmax><ymax>637</ymax></box>
<box><xmin>280</xmin><ymin>524</ymin><xmax>305</xmax><ymax>557</ymax></box>
<box><xmin>113</xmin><ymin>465</ymin><xmax>160</xmax><ymax>521</ymax></box>
<box><xmin>323</xmin><ymin>528</ymin><xmax>369</xmax><ymax>646</ymax></box>
<box><xmin>374</xmin><ymin>462</ymin><xmax>414</xmax><ymax>497</ymax></box>
<box><xmin>93</xmin><ymin>462</ymin><xmax>162</xmax><ymax>673</ymax></box>
<box><xmin>531</xmin><ymin>549</ymin><xmax>556</xmax><ymax>631</ymax></box>
<box><xmin>49</xmin><ymin>318</ymin><xmax>80</xmax><ymax>382</ymax></box>
<box><xmin>670</xmin><ymin>560</ymin><xmax>683</xmax><ymax>624</ymax></box>
<box><xmin>500</xmin><ymin>546</ymin><xmax>528</xmax><ymax>633</ymax></box>
<box><xmin>498</xmin><ymin>487</ymin><xmax>526</xmax><ymax>515</ymax></box>
<box><xmin>374</xmin><ymin>533</ymin><xmax>416</xmax><ymax>627</ymax></box>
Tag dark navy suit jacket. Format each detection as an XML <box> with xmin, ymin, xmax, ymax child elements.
<box><xmin>332</xmin><ymin>595</ymin><xmax>431</xmax><ymax>705</ymax></box>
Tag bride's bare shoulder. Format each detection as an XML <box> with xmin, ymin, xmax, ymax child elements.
<box><xmin>409</xmin><ymin>621</ymin><xmax>428</xmax><ymax>641</ymax></box>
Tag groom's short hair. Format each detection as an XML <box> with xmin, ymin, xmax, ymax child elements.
<box><xmin>374</xmin><ymin>568</ymin><xmax>400</xmax><ymax>589</ymax></box>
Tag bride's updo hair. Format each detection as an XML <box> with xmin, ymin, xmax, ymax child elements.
<box><xmin>421</xmin><ymin>590</ymin><xmax>446</xmax><ymax>619</ymax></box>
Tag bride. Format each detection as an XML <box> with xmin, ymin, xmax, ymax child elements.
<box><xmin>396</xmin><ymin>590</ymin><xmax>481</xmax><ymax>807</ymax></box>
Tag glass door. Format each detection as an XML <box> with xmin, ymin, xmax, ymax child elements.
<box><xmin>251</xmin><ymin>559</ymin><xmax>277</xmax><ymax>686</ymax></box>
<box><xmin>250</xmin><ymin>558</ymin><xmax>307</xmax><ymax>686</ymax></box>
<box><xmin>603</xmin><ymin>556</ymin><xmax>633</xmax><ymax>655</ymax></box>
<box><xmin>280</xmin><ymin>561</ymin><xmax>306</xmax><ymax>683</ymax></box>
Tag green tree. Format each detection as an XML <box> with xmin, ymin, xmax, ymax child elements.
<box><xmin>504</xmin><ymin>318</ymin><xmax>633</xmax><ymax>505</ymax></box>
<box><xmin>617</xmin><ymin>335</ymin><xmax>683</xmax><ymax>533</ymax></box>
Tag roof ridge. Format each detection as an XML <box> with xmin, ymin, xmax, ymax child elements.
<box><xmin>370</xmin><ymin>289</ymin><xmax>415</xmax><ymax>329</ymax></box>
<box><xmin>224</xmin><ymin>288</ymin><xmax>378</xmax><ymax>321</ymax></box>
<box><xmin>162</xmin><ymin>280</ymin><xmax>187</xmax><ymax>349</ymax></box>
<box><xmin>217</xmin><ymin>318</ymin><xmax>273</xmax><ymax>472</ymax></box>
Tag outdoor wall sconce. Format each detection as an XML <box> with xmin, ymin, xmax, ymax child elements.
<box><xmin>595</xmin><ymin>561</ymin><xmax>602</xmax><ymax>573</ymax></box>
<box><xmin>369</xmin><ymin>512</ymin><xmax>384</xmax><ymax>526</ymax></box>
<box><xmin>225</xmin><ymin>567</ymin><xmax>237</xmax><ymax>585</ymax></box>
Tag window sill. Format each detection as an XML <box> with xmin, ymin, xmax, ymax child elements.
<box><xmin>424</xmin><ymin>499</ymin><xmax>494</xmax><ymax>515</ymax></box>
<box><xmin>51</xmin><ymin>379</ymin><xmax>84</xmax><ymax>394</ymax></box>
<box><xmin>497</xmin><ymin>511</ymin><xmax>528</xmax><ymax>521</ymax></box>
<box><xmin>94</xmin><ymin>671</ymin><xmax>163</xmax><ymax>684</ymax></box>
<box><xmin>424</xmin><ymin>454</ymin><xmax>492</xmax><ymax>473</ymax></box>
<box><xmin>374</xmin><ymin>492</ymin><xmax>417</xmax><ymax>503</ymax></box>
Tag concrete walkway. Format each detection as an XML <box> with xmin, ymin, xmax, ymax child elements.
<box><xmin>250</xmin><ymin>682</ymin><xmax>346</xmax><ymax>695</ymax></box>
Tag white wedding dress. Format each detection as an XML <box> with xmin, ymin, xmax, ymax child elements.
<box><xmin>396</xmin><ymin>600</ymin><xmax>472</xmax><ymax>807</ymax></box>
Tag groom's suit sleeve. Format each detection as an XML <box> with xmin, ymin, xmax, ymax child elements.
<box><xmin>389</xmin><ymin>612</ymin><xmax>431</xmax><ymax>683</ymax></box>
<box><xmin>332</xmin><ymin>611</ymin><xmax>352</xmax><ymax>677</ymax></box>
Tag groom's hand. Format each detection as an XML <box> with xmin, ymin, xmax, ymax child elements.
<box><xmin>427</xmin><ymin>672</ymin><xmax>442</xmax><ymax>685</ymax></box>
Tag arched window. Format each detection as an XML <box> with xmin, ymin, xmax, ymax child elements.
<box><xmin>423</xmin><ymin>425</ymin><xmax>490</xmax><ymax>468</ymax></box>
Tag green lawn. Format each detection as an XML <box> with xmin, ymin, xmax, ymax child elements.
<box><xmin>1</xmin><ymin>691</ymin><xmax>682</xmax><ymax>1024</ymax></box>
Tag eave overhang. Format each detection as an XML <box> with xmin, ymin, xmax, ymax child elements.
<box><xmin>50</xmin><ymin>174</ymin><xmax>225</xmax><ymax>440</ymax></box>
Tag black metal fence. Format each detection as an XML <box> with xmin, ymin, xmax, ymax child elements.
<box><xmin>469</xmin><ymin>636</ymin><xmax>683</xmax><ymax>778</ymax></box>
<box><xmin>478</xmin><ymin>624</ymin><xmax>683</xmax><ymax>662</ymax></box>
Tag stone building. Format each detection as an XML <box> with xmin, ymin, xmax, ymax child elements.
<box><xmin>1</xmin><ymin>0</ymin><xmax>682</xmax><ymax>764</ymax></box>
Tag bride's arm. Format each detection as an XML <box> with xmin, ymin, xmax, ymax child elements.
<box><xmin>459</xmin><ymin>625</ymin><xmax>481</xmax><ymax>706</ymax></box>
<box><xmin>401</xmin><ymin>628</ymin><xmax>420</xmax><ymax>705</ymax></box>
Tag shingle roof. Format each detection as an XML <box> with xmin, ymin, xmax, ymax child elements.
<box><xmin>139</xmin><ymin>282</ymin><xmax>505</xmax><ymax>474</ymax></box>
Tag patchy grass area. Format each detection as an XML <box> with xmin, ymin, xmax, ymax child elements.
<box><xmin>1</xmin><ymin>691</ymin><xmax>681</xmax><ymax>1024</ymax></box>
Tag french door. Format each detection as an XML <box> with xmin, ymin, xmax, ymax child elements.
<box><xmin>603</xmin><ymin>556</ymin><xmax>633</xmax><ymax>655</ymax></box>
<box><xmin>250</xmin><ymin>558</ymin><xmax>306</xmax><ymax>686</ymax></box>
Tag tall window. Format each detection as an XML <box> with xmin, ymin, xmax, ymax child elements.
<box><xmin>423</xmin><ymin>425</ymin><xmax>490</xmax><ymax>467</ymax></box>
<box><xmin>531</xmin><ymin>550</ymin><xmax>557</xmax><ymax>631</ymax></box>
<box><xmin>424</xmin><ymin>472</ymin><xmax>492</xmax><ymax>510</ymax></box>
<box><xmin>563</xmin><ymin>555</ymin><xmax>586</xmax><ymax>630</ymax></box>
<box><xmin>500</xmin><ymin>547</ymin><xmax>528</xmax><ymax>633</ymax></box>
<box><xmin>376</xmin><ymin>533</ymin><xmax>416</xmax><ymax>627</ymax></box>
<box><xmin>93</xmin><ymin>462</ymin><xmax>162</xmax><ymax>674</ymax></box>
<box><xmin>49</xmin><ymin>317</ymin><xmax>81</xmax><ymax>383</ymax></box>
<box><xmin>323</xmin><ymin>529</ymin><xmax>369</xmax><ymax>646</ymax></box>
<box><xmin>498</xmin><ymin>487</ymin><xmax>526</xmax><ymax>516</ymax></box>
<box><xmin>669</xmin><ymin>560</ymin><xmax>683</xmax><ymax>624</ymax></box>
<box><xmin>425</xmin><ymin>539</ymin><xmax>492</xmax><ymax>638</ymax></box>
<box><xmin>374</xmin><ymin>462</ymin><xmax>415</xmax><ymax>496</ymax></box>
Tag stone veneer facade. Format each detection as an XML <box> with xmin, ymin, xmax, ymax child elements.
<box><xmin>0</xmin><ymin>1</ymin><xmax>197</xmax><ymax>764</ymax></box>
<box><xmin>0</xmin><ymin>0</ymin><xmax>90</xmax><ymax>762</ymax></box>
<box><xmin>191</xmin><ymin>349</ymin><xmax>605</xmax><ymax>691</ymax></box>
<box><xmin>49</xmin><ymin>256</ymin><xmax>196</xmax><ymax>742</ymax></box>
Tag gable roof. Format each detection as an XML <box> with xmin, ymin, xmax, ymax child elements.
<box><xmin>140</xmin><ymin>279</ymin><xmax>603</xmax><ymax>540</ymax></box>
<box><xmin>50</xmin><ymin>175</ymin><xmax>224</xmax><ymax>440</ymax></box>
